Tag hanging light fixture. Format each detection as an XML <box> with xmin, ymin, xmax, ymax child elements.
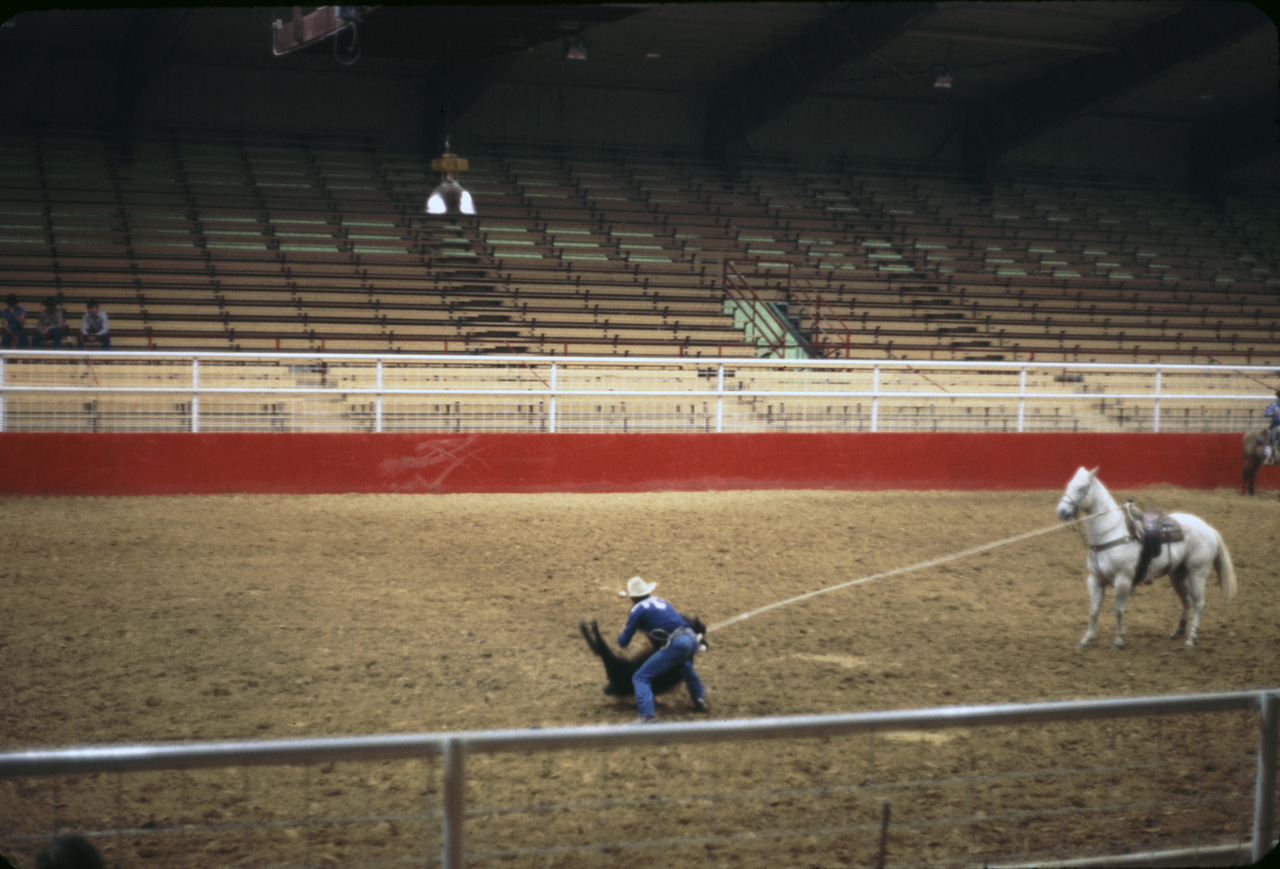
<box><xmin>424</xmin><ymin>53</ymin><xmax>475</xmax><ymax>216</ymax></box>
<box><xmin>425</xmin><ymin>139</ymin><xmax>476</xmax><ymax>215</ymax></box>
<box><xmin>932</xmin><ymin>40</ymin><xmax>954</xmax><ymax>89</ymax></box>
<box><xmin>564</xmin><ymin>33</ymin><xmax>587</xmax><ymax>60</ymax></box>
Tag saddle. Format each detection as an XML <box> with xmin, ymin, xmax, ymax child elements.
<box><xmin>1123</xmin><ymin>501</ymin><xmax>1183</xmax><ymax>585</ymax></box>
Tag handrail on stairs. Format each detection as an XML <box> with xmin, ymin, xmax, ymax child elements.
<box><xmin>723</xmin><ymin>258</ymin><xmax>822</xmax><ymax>358</ymax></box>
<box><xmin>722</xmin><ymin>258</ymin><xmax>789</xmax><ymax>358</ymax></box>
<box><xmin>785</xmin><ymin>268</ymin><xmax>854</xmax><ymax>359</ymax></box>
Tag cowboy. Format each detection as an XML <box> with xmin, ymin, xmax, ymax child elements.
<box><xmin>1265</xmin><ymin>390</ymin><xmax>1280</xmax><ymax>465</ymax></box>
<box><xmin>617</xmin><ymin>575</ymin><xmax>708</xmax><ymax>723</ymax></box>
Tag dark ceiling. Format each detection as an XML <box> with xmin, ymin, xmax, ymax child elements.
<box><xmin>2</xmin><ymin>2</ymin><xmax>1276</xmax><ymax>176</ymax></box>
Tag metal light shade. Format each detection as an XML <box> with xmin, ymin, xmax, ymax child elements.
<box><xmin>425</xmin><ymin>179</ymin><xmax>476</xmax><ymax>215</ymax></box>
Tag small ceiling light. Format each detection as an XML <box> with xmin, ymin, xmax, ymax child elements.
<box><xmin>933</xmin><ymin>41</ymin><xmax>954</xmax><ymax>91</ymax></box>
<box><xmin>645</xmin><ymin>35</ymin><xmax>662</xmax><ymax>59</ymax></box>
<box><xmin>425</xmin><ymin>143</ymin><xmax>476</xmax><ymax>216</ymax></box>
<box><xmin>565</xmin><ymin>34</ymin><xmax>587</xmax><ymax>61</ymax></box>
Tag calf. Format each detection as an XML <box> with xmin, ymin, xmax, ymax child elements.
<box><xmin>579</xmin><ymin>618</ymin><xmax>708</xmax><ymax>698</ymax></box>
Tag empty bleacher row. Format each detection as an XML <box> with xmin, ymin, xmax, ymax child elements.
<box><xmin>0</xmin><ymin>130</ymin><xmax>1277</xmax><ymax>362</ymax></box>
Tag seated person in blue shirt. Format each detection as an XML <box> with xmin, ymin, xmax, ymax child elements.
<box><xmin>617</xmin><ymin>575</ymin><xmax>708</xmax><ymax>723</ymax></box>
<box><xmin>1</xmin><ymin>293</ymin><xmax>28</xmax><ymax>348</ymax></box>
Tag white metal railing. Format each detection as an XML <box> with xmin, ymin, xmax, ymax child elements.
<box><xmin>0</xmin><ymin>350</ymin><xmax>1273</xmax><ymax>434</ymax></box>
<box><xmin>0</xmin><ymin>690</ymin><xmax>1276</xmax><ymax>868</ymax></box>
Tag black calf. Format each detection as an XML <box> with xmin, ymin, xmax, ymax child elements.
<box><xmin>579</xmin><ymin>618</ymin><xmax>708</xmax><ymax>698</ymax></box>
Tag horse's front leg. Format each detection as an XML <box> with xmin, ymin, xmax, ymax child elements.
<box><xmin>1078</xmin><ymin>573</ymin><xmax>1104</xmax><ymax>649</ymax></box>
<box><xmin>1169</xmin><ymin>570</ymin><xmax>1189</xmax><ymax>641</ymax></box>
<box><xmin>1110</xmin><ymin>578</ymin><xmax>1134</xmax><ymax>649</ymax></box>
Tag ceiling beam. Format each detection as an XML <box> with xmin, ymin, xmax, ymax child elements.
<box><xmin>1189</xmin><ymin>97</ymin><xmax>1280</xmax><ymax>199</ymax></box>
<box><xmin>963</xmin><ymin>1</ymin><xmax>1272</xmax><ymax>166</ymax></box>
<box><xmin>903</xmin><ymin>26</ymin><xmax>1120</xmax><ymax>55</ymax></box>
<box><xmin>113</xmin><ymin>8</ymin><xmax>194</xmax><ymax>145</ymax></box>
<box><xmin>705</xmin><ymin>1</ymin><xmax>937</xmax><ymax>166</ymax></box>
<box><xmin>421</xmin><ymin>56</ymin><xmax>515</xmax><ymax>154</ymax></box>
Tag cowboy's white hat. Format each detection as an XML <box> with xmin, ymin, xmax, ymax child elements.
<box><xmin>619</xmin><ymin>576</ymin><xmax>657</xmax><ymax>597</ymax></box>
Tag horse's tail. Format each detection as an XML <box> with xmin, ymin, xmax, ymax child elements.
<box><xmin>1214</xmin><ymin>529</ymin><xmax>1238</xmax><ymax>605</ymax></box>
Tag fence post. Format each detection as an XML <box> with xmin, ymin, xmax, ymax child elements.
<box><xmin>1253</xmin><ymin>691</ymin><xmax>1279</xmax><ymax>863</ymax></box>
<box><xmin>549</xmin><ymin>362</ymin><xmax>557</xmax><ymax>433</ymax></box>
<box><xmin>442</xmin><ymin>737</ymin><xmax>466</xmax><ymax>869</ymax></box>
<box><xmin>1017</xmin><ymin>367</ymin><xmax>1026</xmax><ymax>432</ymax></box>
<box><xmin>375</xmin><ymin>359</ymin><xmax>383</xmax><ymax>433</ymax></box>
<box><xmin>1153</xmin><ymin>366</ymin><xmax>1162</xmax><ymax>433</ymax></box>
<box><xmin>716</xmin><ymin>363</ymin><xmax>725</xmax><ymax>433</ymax></box>
<box><xmin>871</xmin><ymin>365</ymin><xmax>880</xmax><ymax>433</ymax></box>
<box><xmin>191</xmin><ymin>358</ymin><xmax>200</xmax><ymax>433</ymax></box>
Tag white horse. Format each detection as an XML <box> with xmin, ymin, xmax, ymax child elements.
<box><xmin>1056</xmin><ymin>467</ymin><xmax>1237</xmax><ymax>649</ymax></box>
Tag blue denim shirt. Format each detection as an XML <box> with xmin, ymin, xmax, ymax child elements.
<box><xmin>617</xmin><ymin>596</ymin><xmax>691</xmax><ymax>648</ymax></box>
<box><xmin>1</xmin><ymin>305</ymin><xmax>25</xmax><ymax>334</ymax></box>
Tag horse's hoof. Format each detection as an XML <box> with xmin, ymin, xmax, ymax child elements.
<box><xmin>1110</xmin><ymin>641</ymin><xmax>1125</xmax><ymax>650</ymax></box>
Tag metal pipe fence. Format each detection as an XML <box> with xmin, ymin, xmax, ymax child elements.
<box><xmin>0</xmin><ymin>350</ymin><xmax>1273</xmax><ymax>434</ymax></box>
<box><xmin>1</xmin><ymin>690</ymin><xmax>1277</xmax><ymax>868</ymax></box>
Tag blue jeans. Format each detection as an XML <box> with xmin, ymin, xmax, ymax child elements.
<box><xmin>33</xmin><ymin>328</ymin><xmax>64</xmax><ymax>348</ymax></box>
<box><xmin>632</xmin><ymin>629</ymin><xmax>704</xmax><ymax>718</ymax></box>
<box><xmin>79</xmin><ymin>334</ymin><xmax>110</xmax><ymax>349</ymax></box>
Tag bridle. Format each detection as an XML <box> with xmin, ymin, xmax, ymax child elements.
<box><xmin>1061</xmin><ymin>482</ymin><xmax>1129</xmax><ymax>552</ymax></box>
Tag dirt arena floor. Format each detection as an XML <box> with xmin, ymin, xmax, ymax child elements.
<box><xmin>2</xmin><ymin>486</ymin><xmax>1279</xmax><ymax>867</ymax></box>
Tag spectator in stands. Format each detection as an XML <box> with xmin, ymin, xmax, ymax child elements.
<box><xmin>33</xmin><ymin>297</ymin><xmax>66</xmax><ymax>348</ymax></box>
<box><xmin>1264</xmin><ymin>389</ymin><xmax>1280</xmax><ymax>466</ymax></box>
<box><xmin>617</xmin><ymin>575</ymin><xmax>708</xmax><ymax>723</ymax></box>
<box><xmin>35</xmin><ymin>834</ymin><xmax>104</xmax><ymax>869</ymax></box>
<box><xmin>1</xmin><ymin>294</ymin><xmax>28</xmax><ymax>348</ymax></box>
<box><xmin>78</xmin><ymin>299</ymin><xmax>110</xmax><ymax>350</ymax></box>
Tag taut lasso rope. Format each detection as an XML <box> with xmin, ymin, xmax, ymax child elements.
<box><xmin>705</xmin><ymin>508</ymin><xmax>1116</xmax><ymax>635</ymax></box>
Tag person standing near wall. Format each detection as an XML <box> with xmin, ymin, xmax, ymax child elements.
<box><xmin>1264</xmin><ymin>389</ymin><xmax>1280</xmax><ymax>465</ymax></box>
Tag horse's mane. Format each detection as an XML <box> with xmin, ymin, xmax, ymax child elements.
<box><xmin>1086</xmin><ymin>473</ymin><xmax>1115</xmax><ymax>508</ymax></box>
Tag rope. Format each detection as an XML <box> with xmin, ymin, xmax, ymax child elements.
<box><xmin>706</xmin><ymin>509</ymin><xmax>1114</xmax><ymax>635</ymax></box>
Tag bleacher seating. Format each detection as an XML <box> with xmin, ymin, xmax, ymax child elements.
<box><xmin>1</xmin><ymin>130</ymin><xmax>1278</xmax><ymax>362</ymax></box>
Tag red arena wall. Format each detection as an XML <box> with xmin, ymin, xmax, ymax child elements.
<box><xmin>0</xmin><ymin>432</ymin><xmax>1260</xmax><ymax>495</ymax></box>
